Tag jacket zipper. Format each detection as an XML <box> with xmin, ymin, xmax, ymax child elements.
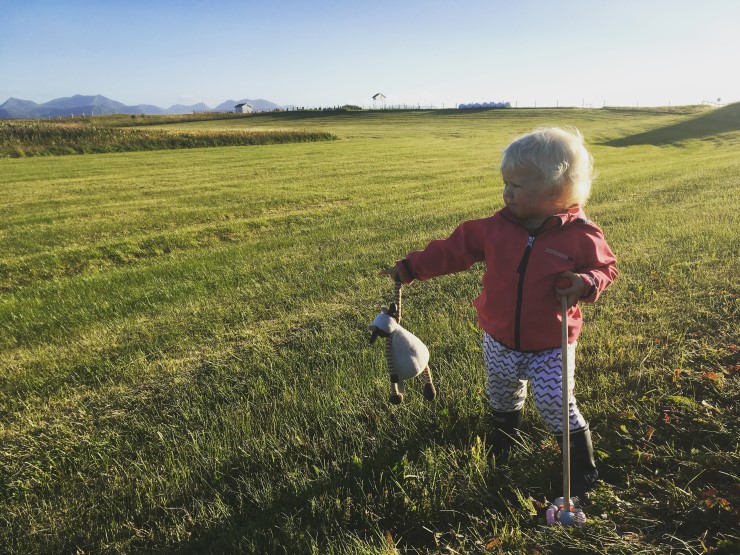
<box><xmin>514</xmin><ymin>235</ymin><xmax>535</xmax><ymax>350</ymax></box>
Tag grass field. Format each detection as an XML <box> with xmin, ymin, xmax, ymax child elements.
<box><xmin>0</xmin><ymin>121</ymin><xmax>335</xmax><ymax>157</ymax></box>
<box><xmin>1</xmin><ymin>106</ymin><xmax>738</xmax><ymax>554</ymax></box>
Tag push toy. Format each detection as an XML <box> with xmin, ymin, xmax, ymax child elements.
<box><xmin>546</xmin><ymin>276</ymin><xmax>587</xmax><ymax>527</ymax></box>
<box><xmin>369</xmin><ymin>277</ymin><xmax>436</xmax><ymax>404</ymax></box>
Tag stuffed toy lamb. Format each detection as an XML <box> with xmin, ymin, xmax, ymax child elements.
<box><xmin>369</xmin><ymin>283</ymin><xmax>436</xmax><ymax>404</ymax></box>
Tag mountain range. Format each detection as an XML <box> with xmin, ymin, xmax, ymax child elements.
<box><xmin>0</xmin><ymin>94</ymin><xmax>289</xmax><ymax>119</ymax></box>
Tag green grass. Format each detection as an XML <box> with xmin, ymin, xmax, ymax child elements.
<box><xmin>604</xmin><ymin>103</ymin><xmax>740</xmax><ymax>146</ymax></box>
<box><xmin>0</xmin><ymin>121</ymin><xmax>335</xmax><ymax>157</ymax></box>
<box><xmin>0</xmin><ymin>107</ymin><xmax>738</xmax><ymax>554</ymax></box>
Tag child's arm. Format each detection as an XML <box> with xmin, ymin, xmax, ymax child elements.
<box><xmin>559</xmin><ymin>224</ymin><xmax>618</xmax><ymax>307</ymax></box>
<box><xmin>380</xmin><ymin>218</ymin><xmax>488</xmax><ymax>284</ymax></box>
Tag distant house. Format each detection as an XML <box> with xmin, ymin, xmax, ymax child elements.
<box><xmin>372</xmin><ymin>93</ymin><xmax>386</xmax><ymax>109</ymax></box>
<box><xmin>235</xmin><ymin>103</ymin><xmax>253</xmax><ymax>114</ymax></box>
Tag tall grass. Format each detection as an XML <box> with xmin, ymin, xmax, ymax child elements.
<box><xmin>0</xmin><ymin>121</ymin><xmax>335</xmax><ymax>157</ymax></box>
<box><xmin>0</xmin><ymin>107</ymin><xmax>738</xmax><ymax>554</ymax></box>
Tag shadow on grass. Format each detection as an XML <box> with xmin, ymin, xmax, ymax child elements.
<box><xmin>603</xmin><ymin>102</ymin><xmax>740</xmax><ymax>147</ymax></box>
<box><xmin>162</xmin><ymin>398</ymin><xmax>500</xmax><ymax>554</ymax></box>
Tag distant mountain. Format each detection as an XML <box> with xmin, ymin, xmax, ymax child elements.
<box><xmin>43</xmin><ymin>94</ymin><xmax>126</xmax><ymax>111</ymax></box>
<box><xmin>0</xmin><ymin>97</ymin><xmax>41</xmax><ymax>118</ymax></box>
<box><xmin>166</xmin><ymin>103</ymin><xmax>210</xmax><ymax>114</ymax></box>
<box><xmin>130</xmin><ymin>104</ymin><xmax>167</xmax><ymax>115</ymax></box>
<box><xmin>0</xmin><ymin>94</ymin><xmax>291</xmax><ymax>118</ymax></box>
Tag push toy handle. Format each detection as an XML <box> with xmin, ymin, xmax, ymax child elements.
<box><xmin>556</xmin><ymin>275</ymin><xmax>572</xmax><ymax>511</ymax></box>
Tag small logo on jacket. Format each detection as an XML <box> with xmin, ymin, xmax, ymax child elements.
<box><xmin>544</xmin><ymin>247</ymin><xmax>571</xmax><ymax>261</ymax></box>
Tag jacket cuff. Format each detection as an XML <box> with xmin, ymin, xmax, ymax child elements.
<box><xmin>579</xmin><ymin>273</ymin><xmax>596</xmax><ymax>301</ymax></box>
<box><xmin>396</xmin><ymin>259</ymin><xmax>416</xmax><ymax>284</ymax></box>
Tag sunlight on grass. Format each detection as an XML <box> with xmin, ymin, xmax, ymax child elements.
<box><xmin>1</xmin><ymin>107</ymin><xmax>738</xmax><ymax>554</ymax></box>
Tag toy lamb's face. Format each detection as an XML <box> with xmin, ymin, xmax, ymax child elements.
<box><xmin>368</xmin><ymin>304</ymin><xmax>399</xmax><ymax>344</ymax></box>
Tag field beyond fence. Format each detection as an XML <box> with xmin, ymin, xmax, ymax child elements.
<box><xmin>0</xmin><ymin>106</ymin><xmax>738</xmax><ymax>554</ymax></box>
<box><xmin>0</xmin><ymin>121</ymin><xmax>335</xmax><ymax>157</ymax></box>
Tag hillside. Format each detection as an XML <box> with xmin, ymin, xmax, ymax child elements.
<box><xmin>604</xmin><ymin>102</ymin><xmax>740</xmax><ymax>146</ymax></box>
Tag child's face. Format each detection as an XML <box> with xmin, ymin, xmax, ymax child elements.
<box><xmin>502</xmin><ymin>171</ymin><xmax>566</xmax><ymax>225</ymax></box>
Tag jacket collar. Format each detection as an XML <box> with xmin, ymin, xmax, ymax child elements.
<box><xmin>500</xmin><ymin>205</ymin><xmax>587</xmax><ymax>232</ymax></box>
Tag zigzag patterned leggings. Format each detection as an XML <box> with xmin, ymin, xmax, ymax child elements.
<box><xmin>483</xmin><ymin>333</ymin><xmax>587</xmax><ymax>434</ymax></box>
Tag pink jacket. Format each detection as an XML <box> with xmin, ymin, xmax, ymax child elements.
<box><xmin>396</xmin><ymin>206</ymin><xmax>618</xmax><ymax>352</ymax></box>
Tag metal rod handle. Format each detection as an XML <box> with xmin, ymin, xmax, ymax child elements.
<box><xmin>562</xmin><ymin>295</ymin><xmax>571</xmax><ymax>512</ymax></box>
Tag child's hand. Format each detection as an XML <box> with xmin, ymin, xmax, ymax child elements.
<box><xmin>379</xmin><ymin>265</ymin><xmax>401</xmax><ymax>280</ymax></box>
<box><xmin>555</xmin><ymin>272</ymin><xmax>587</xmax><ymax>308</ymax></box>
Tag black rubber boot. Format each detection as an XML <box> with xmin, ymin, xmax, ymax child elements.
<box><xmin>492</xmin><ymin>410</ymin><xmax>523</xmax><ymax>460</ymax></box>
<box><xmin>560</xmin><ymin>424</ymin><xmax>598</xmax><ymax>501</ymax></box>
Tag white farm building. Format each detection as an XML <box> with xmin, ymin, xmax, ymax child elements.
<box><xmin>235</xmin><ymin>103</ymin><xmax>253</xmax><ymax>114</ymax></box>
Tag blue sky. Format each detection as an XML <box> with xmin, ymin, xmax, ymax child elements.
<box><xmin>1</xmin><ymin>0</ymin><xmax>738</xmax><ymax>108</ymax></box>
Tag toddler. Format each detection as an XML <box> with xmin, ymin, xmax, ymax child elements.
<box><xmin>380</xmin><ymin>127</ymin><xmax>618</xmax><ymax>499</ymax></box>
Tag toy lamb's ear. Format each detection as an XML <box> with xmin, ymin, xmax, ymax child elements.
<box><xmin>388</xmin><ymin>303</ymin><xmax>399</xmax><ymax>319</ymax></box>
<box><xmin>379</xmin><ymin>305</ymin><xmax>389</xmax><ymax>314</ymax></box>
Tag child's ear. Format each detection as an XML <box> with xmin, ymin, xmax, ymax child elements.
<box><xmin>547</xmin><ymin>185</ymin><xmax>563</xmax><ymax>198</ymax></box>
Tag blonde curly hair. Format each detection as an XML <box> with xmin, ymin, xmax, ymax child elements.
<box><xmin>500</xmin><ymin>127</ymin><xmax>594</xmax><ymax>207</ymax></box>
